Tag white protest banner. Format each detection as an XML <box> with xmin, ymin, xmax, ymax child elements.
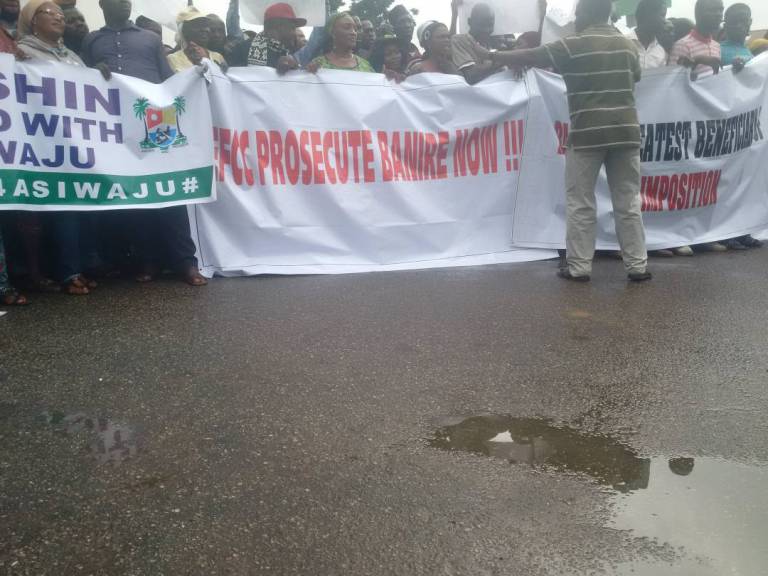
<box><xmin>512</xmin><ymin>56</ymin><xmax>768</xmax><ymax>250</ymax></box>
<box><xmin>0</xmin><ymin>55</ymin><xmax>215</xmax><ymax>211</ymax></box>
<box><xmin>190</xmin><ymin>67</ymin><xmax>555</xmax><ymax>276</ymax></box>
<box><xmin>459</xmin><ymin>0</ymin><xmax>542</xmax><ymax>35</ymax></box>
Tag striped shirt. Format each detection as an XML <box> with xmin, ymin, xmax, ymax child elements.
<box><xmin>669</xmin><ymin>30</ymin><xmax>721</xmax><ymax>76</ymax></box>
<box><xmin>542</xmin><ymin>24</ymin><xmax>642</xmax><ymax>150</ymax></box>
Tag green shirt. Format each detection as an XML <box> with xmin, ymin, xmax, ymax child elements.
<box><xmin>541</xmin><ymin>24</ymin><xmax>642</xmax><ymax>150</ymax></box>
<box><xmin>311</xmin><ymin>55</ymin><xmax>375</xmax><ymax>73</ymax></box>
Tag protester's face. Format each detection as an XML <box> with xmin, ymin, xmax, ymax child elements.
<box><xmin>64</xmin><ymin>10</ymin><xmax>89</xmax><ymax>41</ymax></box>
<box><xmin>33</xmin><ymin>2</ymin><xmax>65</xmax><ymax>40</ymax></box>
<box><xmin>725</xmin><ymin>9</ymin><xmax>751</xmax><ymax>43</ymax></box>
<box><xmin>100</xmin><ymin>0</ymin><xmax>132</xmax><ymax>22</ymax></box>
<box><xmin>361</xmin><ymin>20</ymin><xmax>376</xmax><ymax>47</ymax></box>
<box><xmin>383</xmin><ymin>43</ymin><xmax>402</xmax><ymax>70</ymax></box>
<box><xmin>332</xmin><ymin>15</ymin><xmax>358</xmax><ymax>51</ymax></box>
<box><xmin>274</xmin><ymin>19</ymin><xmax>297</xmax><ymax>50</ymax></box>
<box><xmin>468</xmin><ymin>10</ymin><xmax>495</xmax><ymax>44</ymax></box>
<box><xmin>295</xmin><ymin>27</ymin><xmax>307</xmax><ymax>49</ymax></box>
<box><xmin>0</xmin><ymin>0</ymin><xmax>19</xmax><ymax>17</ymax></box>
<box><xmin>428</xmin><ymin>25</ymin><xmax>451</xmax><ymax>59</ymax></box>
<box><xmin>183</xmin><ymin>18</ymin><xmax>211</xmax><ymax>48</ymax></box>
<box><xmin>696</xmin><ymin>0</ymin><xmax>723</xmax><ymax>35</ymax></box>
<box><xmin>393</xmin><ymin>12</ymin><xmax>415</xmax><ymax>42</ymax></box>
<box><xmin>208</xmin><ymin>19</ymin><xmax>226</xmax><ymax>51</ymax></box>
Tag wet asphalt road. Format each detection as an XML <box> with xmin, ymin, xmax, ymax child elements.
<box><xmin>1</xmin><ymin>250</ymin><xmax>768</xmax><ymax>575</ymax></box>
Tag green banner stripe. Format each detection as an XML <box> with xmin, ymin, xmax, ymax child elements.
<box><xmin>0</xmin><ymin>166</ymin><xmax>214</xmax><ymax>207</ymax></box>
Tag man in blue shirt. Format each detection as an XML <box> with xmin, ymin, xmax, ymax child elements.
<box><xmin>720</xmin><ymin>3</ymin><xmax>753</xmax><ymax>68</ymax></box>
<box><xmin>81</xmin><ymin>0</ymin><xmax>207</xmax><ymax>285</ymax></box>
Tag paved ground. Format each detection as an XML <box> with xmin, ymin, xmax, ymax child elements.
<box><xmin>1</xmin><ymin>250</ymin><xmax>767</xmax><ymax>576</ymax></box>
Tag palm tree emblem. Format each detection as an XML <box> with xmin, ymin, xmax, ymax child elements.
<box><xmin>133</xmin><ymin>97</ymin><xmax>150</xmax><ymax>145</ymax></box>
<box><xmin>173</xmin><ymin>96</ymin><xmax>187</xmax><ymax>138</ymax></box>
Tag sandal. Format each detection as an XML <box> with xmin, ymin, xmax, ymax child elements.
<box><xmin>1</xmin><ymin>290</ymin><xmax>30</xmax><ymax>306</ymax></box>
<box><xmin>80</xmin><ymin>275</ymin><xmax>98</xmax><ymax>290</ymax></box>
<box><xmin>183</xmin><ymin>267</ymin><xmax>208</xmax><ymax>287</ymax></box>
<box><xmin>63</xmin><ymin>276</ymin><xmax>90</xmax><ymax>296</ymax></box>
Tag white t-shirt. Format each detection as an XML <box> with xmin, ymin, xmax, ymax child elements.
<box><xmin>627</xmin><ymin>29</ymin><xmax>668</xmax><ymax>70</ymax></box>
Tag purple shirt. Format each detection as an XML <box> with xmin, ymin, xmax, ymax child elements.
<box><xmin>81</xmin><ymin>22</ymin><xmax>172</xmax><ymax>84</ymax></box>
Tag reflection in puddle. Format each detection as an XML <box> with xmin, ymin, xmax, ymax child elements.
<box><xmin>611</xmin><ymin>457</ymin><xmax>768</xmax><ymax>576</ymax></box>
<box><xmin>44</xmin><ymin>411</ymin><xmax>139</xmax><ymax>465</ymax></box>
<box><xmin>429</xmin><ymin>415</ymin><xmax>650</xmax><ymax>492</ymax></box>
<box><xmin>429</xmin><ymin>415</ymin><xmax>768</xmax><ymax>575</ymax></box>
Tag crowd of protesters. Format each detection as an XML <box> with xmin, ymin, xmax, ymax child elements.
<box><xmin>1</xmin><ymin>0</ymin><xmax>767</xmax><ymax>303</ymax></box>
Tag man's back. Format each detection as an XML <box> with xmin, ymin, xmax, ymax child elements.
<box><xmin>544</xmin><ymin>24</ymin><xmax>642</xmax><ymax>150</ymax></box>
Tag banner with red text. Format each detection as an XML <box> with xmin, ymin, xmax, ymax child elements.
<box><xmin>191</xmin><ymin>67</ymin><xmax>555</xmax><ymax>276</ymax></box>
<box><xmin>513</xmin><ymin>56</ymin><xmax>768</xmax><ymax>250</ymax></box>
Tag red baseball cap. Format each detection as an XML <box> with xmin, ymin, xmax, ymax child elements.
<box><xmin>264</xmin><ymin>3</ymin><xmax>307</xmax><ymax>27</ymax></box>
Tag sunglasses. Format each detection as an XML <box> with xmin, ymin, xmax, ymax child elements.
<box><xmin>35</xmin><ymin>8</ymin><xmax>65</xmax><ymax>19</ymax></box>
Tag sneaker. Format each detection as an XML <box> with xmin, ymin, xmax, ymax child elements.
<box><xmin>557</xmin><ymin>268</ymin><xmax>590</xmax><ymax>282</ymax></box>
<box><xmin>628</xmin><ymin>271</ymin><xmax>653</xmax><ymax>282</ymax></box>
<box><xmin>673</xmin><ymin>246</ymin><xmax>694</xmax><ymax>256</ymax></box>
<box><xmin>739</xmin><ymin>235</ymin><xmax>763</xmax><ymax>248</ymax></box>
<box><xmin>654</xmin><ymin>249</ymin><xmax>675</xmax><ymax>257</ymax></box>
<box><xmin>705</xmin><ymin>242</ymin><xmax>728</xmax><ymax>252</ymax></box>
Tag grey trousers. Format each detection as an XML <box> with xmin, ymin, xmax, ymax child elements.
<box><xmin>565</xmin><ymin>146</ymin><xmax>648</xmax><ymax>277</ymax></box>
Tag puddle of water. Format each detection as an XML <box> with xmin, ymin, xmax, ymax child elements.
<box><xmin>429</xmin><ymin>415</ymin><xmax>768</xmax><ymax>575</ymax></box>
<box><xmin>610</xmin><ymin>457</ymin><xmax>768</xmax><ymax>576</ymax></box>
<box><xmin>429</xmin><ymin>415</ymin><xmax>651</xmax><ymax>492</ymax></box>
<box><xmin>44</xmin><ymin>411</ymin><xmax>139</xmax><ymax>465</ymax></box>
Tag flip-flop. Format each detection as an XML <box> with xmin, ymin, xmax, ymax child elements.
<box><xmin>1</xmin><ymin>291</ymin><xmax>30</xmax><ymax>306</ymax></box>
<box><xmin>63</xmin><ymin>277</ymin><xmax>90</xmax><ymax>296</ymax></box>
<box><xmin>183</xmin><ymin>269</ymin><xmax>208</xmax><ymax>287</ymax></box>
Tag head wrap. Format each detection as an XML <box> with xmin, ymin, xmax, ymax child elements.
<box><xmin>18</xmin><ymin>0</ymin><xmax>55</xmax><ymax>38</ymax></box>
<box><xmin>326</xmin><ymin>11</ymin><xmax>352</xmax><ymax>35</ymax></box>
<box><xmin>417</xmin><ymin>20</ymin><xmax>442</xmax><ymax>49</ymax></box>
<box><xmin>369</xmin><ymin>34</ymin><xmax>401</xmax><ymax>72</ymax></box>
